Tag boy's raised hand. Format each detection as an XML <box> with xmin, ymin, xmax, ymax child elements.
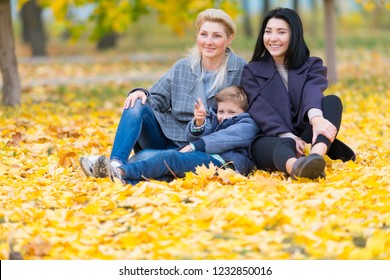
<box><xmin>194</xmin><ymin>98</ymin><xmax>207</xmax><ymax>127</ymax></box>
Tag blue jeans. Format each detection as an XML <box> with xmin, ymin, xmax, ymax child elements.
<box><xmin>110</xmin><ymin>100</ymin><xmax>178</xmax><ymax>164</ymax></box>
<box><xmin>118</xmin><ymin>149</ymin><xmax>223</xmax><ymax>185</ymax></box>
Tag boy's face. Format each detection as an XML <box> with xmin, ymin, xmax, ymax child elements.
<box><xmin>217</xmin><ymin>100</ymin><xmax>244</xmax><ymax>123</ymax></box>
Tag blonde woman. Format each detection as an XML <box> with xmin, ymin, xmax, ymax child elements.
<box><xmin>80</xmin><ymin>8</ymin><xmax>246</xmax><ymax>177</ymax></box>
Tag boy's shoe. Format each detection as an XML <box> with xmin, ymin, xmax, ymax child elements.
<box><xmin>290</xmin><ymin>154</ymin><xmax>326</xmax><ymax>180</ymax></box>
<box><xmin>93</xmin><ymin>156</ymin><xmax>125</xmax><ymax>184</ymax></box>
<box><xmin>79</xmin><ymin>155</ymin><xmax>100</xmax><ymax>177</ymax></box>
<box><xmin>93</xmin><ymin>156</ymin><xmax>110</xmax><ymax>178</ymax></box>
<box><xmin>79</xmin><ymin>157</ymin><xmax>93</xmax><ymax>177</ymax></box>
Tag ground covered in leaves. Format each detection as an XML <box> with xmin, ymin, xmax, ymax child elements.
<box><xmin>0</xmin><ymin>49</ymin><xmax>389</xmax><ymax>260</ymax></box>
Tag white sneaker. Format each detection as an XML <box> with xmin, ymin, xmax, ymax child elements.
<box><xmin>93</xmin><ymin>156</ymin><xmax>125</xmax><ymax>184</ymax></box>
<box><xmin>79</xmin><ymin>155</ymin><xmax>100</xmax><ymax>177</ymax></box>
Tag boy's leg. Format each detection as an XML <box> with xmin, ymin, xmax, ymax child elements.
<box><xmin>120</xmin><ymin>150</ymin><xmax>223</xmax><ymax>182</ymax></box>
<box><xmin>127</xmin><ymin>149</ymin><xmax>175</xmax><ymax>163</ymax></box>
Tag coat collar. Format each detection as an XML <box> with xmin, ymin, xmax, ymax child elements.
<box><xmin>190</xmin><ymin>49</ymin><xmax>242</xmax><ymax>102</ymax></box>
<box><xmin>251</xmin><ymin>56</ymin><xmax>310</xmax><ymax>78</ymax></box>
<box><xmin>226</xmin><ymin>49</ymin><xmax>242</xmax><ymax>72</ymax></box>
<box><xmin>252</xmin><ymin>57</ymin><xmax>276</xmax><ymax>78</ymax></box>
<box><xmin>209</xmin><ymin>109</ymin><xmax>252</xmax><ymax>128</ymax></box>
<box><xmin>193</xmin><ymin>48</ymin><xmax>241</xmax><ymax>77</ymax></box>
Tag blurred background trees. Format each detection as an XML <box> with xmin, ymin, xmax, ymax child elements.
<box><xmin>1</xmin><ymin>0</ymin><xmax>390</xmax><ymax>106</ymax></box>
<box><xmin>20</xmin><ymin>0</ymin><xmax>46</xmax><ymax>56</ymax></box>
<box><xmin>0</xmin><ymin>0</ymin><xmax>21</xmax><ymax>105</ymax></box>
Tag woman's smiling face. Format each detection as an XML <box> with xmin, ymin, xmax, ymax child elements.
<box><xmin>197</xmin><ymin>21</ymin><xmax>233</xmax><ymax>62</ymax></box>
<box><xmin>263</xmin><ymin>18</ymin><xmax>291</xmax><ymax>65</ymax></box>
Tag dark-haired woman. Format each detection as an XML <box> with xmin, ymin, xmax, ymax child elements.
<box><xmin>241</xmin><ymin>7</ymin><xmax>355</xmax><ymax>180</ymax></box>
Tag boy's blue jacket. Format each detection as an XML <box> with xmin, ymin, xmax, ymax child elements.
<box><xmin>186</xmin><ymin>109</ymin><xmax>260</xmax><ymax>175</ymax></box>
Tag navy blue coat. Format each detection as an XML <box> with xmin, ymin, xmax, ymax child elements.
<box><xmin>242</xmin><ymin>56</ymin><xmax>355</xmax><ymax>162</ymax></box>
<box><xmin>242</xmin><ymin>56</ymin><xmax>328</xmax><ymax>136</ymax></box>
<box><xmin>186</xmin><ymin>110</ymin><xmax>260</xmax><ymax>175</ymax></box>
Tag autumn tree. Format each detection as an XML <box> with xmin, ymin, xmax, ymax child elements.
<box><xmin>0</xmin><ymin>0</ymin><xmax>21</xmax><ymax>106</ymax></box>
<box><xmin>323</xmin><ymin>0</ymin><xmax>390</xmax><ymax>84</ymax></box>
<box><xmin>262</xmin><ymin>0</ymin><xmax>271</xmax><ymax>21</ymax></box>
<box><xmin>20</xmin><ymin>0</ymin><xmax>47</xmax><ymax>56</ymax></box>
<box><xmin>308</xmin><ymin>0</ymin><xmax>318</xmax><ymax>37</ymax></box>
<box><xmin>293</xmin><ymin>0</ymin><xmax>299</xmax><ymax>12</ymax></box>
<box><xmin>242</xmin><ymin>0</ymin><xmax>253</xmax><ymax>37</ymax></box>
<box><xmin>37</xmin><ymin>0</ymin><xmax>238</xmax><ymax>48</ymax></box>
<box><xmin>324</xmin><ymin>0</ymin><xmax>337</xmax><ymax>84</ymax></box>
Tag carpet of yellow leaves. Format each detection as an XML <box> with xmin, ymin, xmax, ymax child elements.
<box><xmin>1</xmin><ymin>50</ymin><xmax>389</xmax><ymax>260</ymax></box>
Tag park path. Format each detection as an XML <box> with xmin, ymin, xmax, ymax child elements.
<box><xmin>0</xmin><ymin>52</ymin><xmax>182</xmax><ymax>89</ymax></box>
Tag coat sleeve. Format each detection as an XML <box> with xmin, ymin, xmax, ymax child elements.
<box><xmin>300</xmin><ymin>57</ymin><xmax>328</xmax><ymax>119</ymax></box>
<box><xmin>241</xmin><ymin>65</ymin><xmax>293</xmax><ymax>136</ymax></box>
<box><xmin>186</xmin><ymin>116</ymin><xmax>214</xmax><ymax>141</ymax></box>
<box><xmin>147</xmin><ymin>62</ymin><xmax>178</xmax><ymax>113</ymax></box>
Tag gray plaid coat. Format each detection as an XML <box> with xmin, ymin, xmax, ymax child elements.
<box><xmin>146</xmin><ymin>50</ymin><xmax>247</xmax><ymax>143</ymax></box>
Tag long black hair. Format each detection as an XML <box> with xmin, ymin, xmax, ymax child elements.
<box><xmin>251</xmin><ymin>7</ymin><xmax>310</xmax><ymax>70</ymax></box>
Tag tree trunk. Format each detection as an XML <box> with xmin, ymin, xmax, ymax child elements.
<box><xmin>309</xmin><ymin>0</ymin><xmax>318</xmax><ymax>37</ymax></box>
<box><xmin>262</xmin><ymin>0</ymin><xmax>270</xmax><ymax>20</ymax></box>
<box><xmin>324</xmin><ymin>0</ymin><xmax>337</xmax><ymax>84</ymax></box>
<box><xmin>97</xmin><ymin>32</ymin><xmax>118</xmax><ymax>50</ymax></box>
<box><xmin>242</xmin><ymin>0</ymin><xmax>253</xmax><ymax>37</ymax></box>
<box><xmin>293</xmin><ymin>0</ymin><xmax>299</xmax><ymax>12</ymax></box>
<box><xmin>0</xmin><ymin>0</ymin><xmax>21</xmax><ymax>106</ymax></box>
<box><xmin>20</xmin><ymin>0</ymin><xmax>47</xmax><ymax>56</ymax></box>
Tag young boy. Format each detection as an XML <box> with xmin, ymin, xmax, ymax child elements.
<box><xmin>93</xmin><ymin>86</ymin><xmax>260</xmax><ymax>185</ymax></box>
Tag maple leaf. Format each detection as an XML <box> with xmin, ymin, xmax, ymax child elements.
<box><xmin>7</xmin><ymin>132</ymin><xmax>24</xmax><ymax>146</ymax></box>
<box><xmin>23</xmin><ymin>236</ymin><xmax>52</xmax><ymax>257</ymax></box>
<box><xmin>195</xmin><ymin>163</ymin><xmax>218</xmax><ymax>178</ymax></box>
<box><xmin>58</xmin><ymin>150</ymin><xmax>78</xmax><ymax>169</ymax></box>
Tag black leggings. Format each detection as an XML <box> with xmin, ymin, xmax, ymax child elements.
<box><xmin>251</xmin><ymin>95</ymin><xmax>342</xmax><ymax>173</ymax></box>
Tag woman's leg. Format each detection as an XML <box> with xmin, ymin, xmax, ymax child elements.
<box><xmin>251</xmin><ymin>136</ymin><xmax>325</xmax><ymax>179</ymax></box>
<box><xmin>270</xmin><ymin>95</ymin><xmax>342</xmax><ymax>179</ymax></box>
<box><xmin>300</xmin><ymin>95</ymin><xmax>343</xmax><ymax>151</ymax></box>
<box><xmin>110</xmin><ymin>100</ymin><xmax>176</xmax><ymax>164</ymax></box>
<box><xmin>251</xmin><ymin>136</ymin><xmax>296</xmax><ymax>173</ymax></box>
<box><xmin>119</xmin><ymin>150</ymin><xmax>223</xmax><ymax>183</ymax></box>
<box><xmin>309</xmin><ymin>95</ymin><xmax>354</xmax><ymax>161</ymax></box>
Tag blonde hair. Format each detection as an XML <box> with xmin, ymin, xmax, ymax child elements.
<box><xmin>215</xmin><ymin>85</ymin><xmax>248</xmax><ymax>112</ymax></box>
<box><xmin>195</xmin><ymin>8</ymin><xmax>236</xmax><ymax>36</ymax></box>
<box><xmin>188</xmin><ymin>8</ymin><xmax>236</xmax><ymax>91</ymax></box>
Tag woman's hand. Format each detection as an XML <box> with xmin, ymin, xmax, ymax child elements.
<box><xmin>194</xmin><ymin>98</ymin><xmax>207</xmax><ymax>127</ymax></box>
<box><xmin>294</xmin><ymin>136</ymin><xmax>306</xmax><ymax>157</ymax></box>
<box><xmin>123</xmin><ymin>90</ymin><xmax>147</xmax><ymax>109</ymax></box>
<box><xmin>179</xmin><ymin>145</ymin><xmax>193</xmax><ymax>153</ymax></box>
<box><xmin>311</xmin><ymin>116</ymin><xmax>337</xmax><ymax>144</ymax></box>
